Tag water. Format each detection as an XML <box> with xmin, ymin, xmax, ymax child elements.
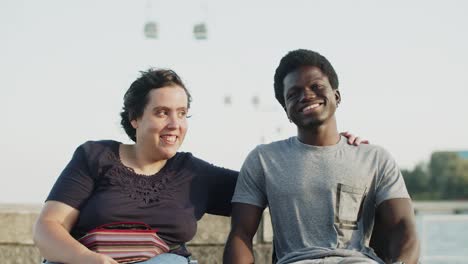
<box><xmin>417</xmin><ymin>214</ymin><xmax>468</xmax><ymax>264</ymax></box>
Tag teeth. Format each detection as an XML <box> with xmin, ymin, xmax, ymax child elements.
<box><xmin>161</xmin><ymin>135</ymin><xmax>177</xmax><ymax>143</ymax></box>
<box><xmin>302</xmin><ymin>103</ymin><xmax>320</xmax><ymax>112</ymax></box>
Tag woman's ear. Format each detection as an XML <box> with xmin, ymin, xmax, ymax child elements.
<box><xmin>131</xmin><ymin>119</ymin><xmax>138</xmax><ymax>129</ymax></box>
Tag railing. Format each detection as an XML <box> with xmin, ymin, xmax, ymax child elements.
<box><xmin>418</xmin><ymin>214</ymin><xmax>468</xmax><ymax>264</ymax></box>
<box><xmin>414</xmin><ymin>201</ymin><xmax>468</xmax><ymax>214</ymax></box>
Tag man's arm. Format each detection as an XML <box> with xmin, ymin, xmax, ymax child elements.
<box><xmin>372</xmin><ymin>198</ymin><xmax>420</xmax><ymax>264</ymax></box>
<box><xmin>223</xmin><ymin>203</ymin><xmax>264</xmax><ymax>264</ymax></box>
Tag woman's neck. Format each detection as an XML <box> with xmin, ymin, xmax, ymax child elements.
<box><xmin>120</xmin><ymin>144</ymin><xmax>167</xmax><ymax>176</ymax></box>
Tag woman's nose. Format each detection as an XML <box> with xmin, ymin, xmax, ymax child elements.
<box><xmin>166</xmin><ymin>115</ymin><xmax>180</xmax><ymax>129</ymax></box>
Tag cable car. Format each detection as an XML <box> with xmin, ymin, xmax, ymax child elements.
<box><xmin>144</xmin><ymin>21</ymin><xmax>158</xmax><ymax>39</ymax></box>
<box><xmin>193</xmin><ymin>23</ymin><xmax>207</xmax><ymax>40</ymax></box>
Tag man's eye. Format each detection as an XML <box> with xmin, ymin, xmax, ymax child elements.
<box><xmin>287</xmin><ymin>92</ymin><xmax>298</xmax><ymax>100</ymax></box>
<box><xmin>313</xmin><ymin>84</ymin><xmax>325</xmax><ymax>90</ymax></box>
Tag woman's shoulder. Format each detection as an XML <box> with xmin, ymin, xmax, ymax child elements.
<box><xmin>73</xmin><ymin>140</ymin><xmax>121</xmax><ymax>162</ymax></box>
<box><xmin>80</xmin><ymin>139</ymin><xmax>120</xmax><ymax>148</ymax></box>
<box><xmin>168</xmin><ymin>151</ymin><xmax>194</xmax><ymax>167</ymax></box>
<box><xmin>78</xmin><ymin>139</ymin><xmax>119</xmax><ymax>151</ymax></box>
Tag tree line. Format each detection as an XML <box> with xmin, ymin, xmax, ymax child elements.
<box><xmin>401</xmin><ymin>151</ymin><xmax>468</xmax><ymax>200</ymax></box>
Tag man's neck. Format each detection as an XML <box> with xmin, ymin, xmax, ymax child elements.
<box><xmin>297</xmin><ymin>119</ymin><xmax>340</xmax><ymax>146</ymax></box>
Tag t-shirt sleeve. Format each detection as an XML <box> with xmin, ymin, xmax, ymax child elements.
<box><xmin>375</xmin><ymin>147</ymin><xmax>410</xmax><ymax>206</ymax></box>
<box><xmin>231</xmin><ymin>147</ymin><xmax>267</xmax><ymax>209</ymax></box>
<box><xmin>193</xmin><ymin>157</ymin><xmax>239</xmax><ymax>216</ymax></box>
<box><xmin>46</xmin><ymin>142</ymin><xmax>96</xmax><ymax>210</ymax></box>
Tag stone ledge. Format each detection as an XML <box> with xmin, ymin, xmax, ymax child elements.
<box><xmin>0</xmin><ymin>245</ymin><xmax>42</xmax><ymax>264</ymax></box>
<box><xmin>188</xmin><ymin>214</ymin><xmax>231</xmax><ymax>245</ymax></box>
<box><xmin>0</xmin><ymin>244</ymin><xmax>274</xmax><ymax>264</ymax></box>
<box><xmin>189</xmin><ymin>213</ymin><xmax>266</xmax><ymax>245</ymax></box>
<box><xmin>261</xmin><ymin>209</ymin><xmax>273</xmax><ymax>243</ymax></box>
<box><xmin>0</xmin><ymin>204</ymin><xmax>41</xmax><ymax>245</ymax></box>
<box><xmin>0</xmin><ymin>204</ymin><xmax>274</xmax><ymax>264</ymax></box>
<box><xmin>0</xmin><ymin>204</ymin><xmax>274</xmax><ymax>245</ymax></box>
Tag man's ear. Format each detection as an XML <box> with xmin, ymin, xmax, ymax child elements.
<box><xmin>283</xmin><ymin>107</ymin><xmax>292</xmax><ymax>122</ymax></box>
<box><xmin>335</xmin><ymin>89</ymin><xmax>341</xmax><ymax>105</ymax></box>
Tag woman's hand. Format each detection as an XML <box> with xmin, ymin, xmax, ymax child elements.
<box><xmin>340</xmin><ymin>131</ymin><xmax>369</xmax><ymax>146</ymax></box>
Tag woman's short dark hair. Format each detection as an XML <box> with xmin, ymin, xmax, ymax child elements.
<box><xmin>120</xmin><ymin>68</ymin><xmax>192</xmax><ymax>142</ymax></box>
<box><xmin>273</xmin><ymin>49</ymin><xmax>339</xmax><ymax>109</ymax></box>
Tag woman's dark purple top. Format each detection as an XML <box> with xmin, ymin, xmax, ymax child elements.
<box><xmin>46</xmin><ymin>140</ymin><xmax>238</xmax><ymax>256</ymax></box>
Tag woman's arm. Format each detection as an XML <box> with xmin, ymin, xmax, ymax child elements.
<box><xmin>33</xmin><ymin>201</ymin><xmax>118</xmax><ymax>264</ymax></box>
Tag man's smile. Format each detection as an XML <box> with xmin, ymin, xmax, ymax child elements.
<box><xmin>300</xmin><ymin>101</ymin><xmax>324</xmax><ymax>114</ymax></box>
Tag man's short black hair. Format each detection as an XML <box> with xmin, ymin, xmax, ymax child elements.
<box><xmin>273</xmin><ymin>49</ymin><xmax>339</xmax><ymax>109</ymax></box>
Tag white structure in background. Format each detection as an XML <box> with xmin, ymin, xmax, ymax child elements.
<box><xmin>144</xmin><ymin>21</ymin><xmax>158</xmax><ymax>39</ymax></box>
<box><xmin>193</xmin><ymin>23</ymin><xmax>207</xmax><ymax>40</ymax></box>
<box><xmin>143</xmin><ymin>0</ymin><xmax>208</xmax><ymax>40</ymax></box>
<box><xmin>143</xmin><ymin>0</ymin><xmax>158</xmax><ymax>39</ymax></box>
<box><xmin>192</xmin><ymin>1</ymin><xmax>208</xmax><ymax>40</ymax></box>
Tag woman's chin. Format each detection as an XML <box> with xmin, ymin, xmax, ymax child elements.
<box><xmin>157</xmin><ymin>149</ymin><xmax>178</xmax><ymax>160</ymax></box>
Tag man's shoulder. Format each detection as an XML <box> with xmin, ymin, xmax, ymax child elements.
<box><xmin>345</xmin><ymin>142</ymin><xmax>392</xmax><ymax>158</ymax></box>
<box><xmin>255</xmin><ymin>137</ymin><xmax>294</xmax><ymax>152</ymax></box>
<box><xmin>241</xmin><ymin>138</ymin><xmax>294</xmax><ymax>168</ymax></box>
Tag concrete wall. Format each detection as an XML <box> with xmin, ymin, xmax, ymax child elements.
<box><xmin>0</xmin><ymin>204</ymin><xmax>273</xmax><ymax>264</ymax></box>
<box><xmin>4</xmin><ymin>201</ymin><xmax>465</xmax><ymax>263</ymax></box>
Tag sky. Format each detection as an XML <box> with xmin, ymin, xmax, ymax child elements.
<box><xmin>1</xmin><ymin>0</ymin><xmax>467</xmax><ymax>203</ymax></box>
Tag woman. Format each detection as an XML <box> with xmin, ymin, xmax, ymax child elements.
<box><xmin>33</xmin><ymin>68</ymin><xmax>363</xmax><ymax>264</ymax></box>
<box><xmin>34</xmin><ymin>69</ymin><xmax>238</xmax><ymax>264</ymax></box>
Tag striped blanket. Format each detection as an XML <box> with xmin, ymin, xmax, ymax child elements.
<box><xmin>78</xmin><ymin>222</ymin><xmax>170</xmax><ymax>264</ymax></box>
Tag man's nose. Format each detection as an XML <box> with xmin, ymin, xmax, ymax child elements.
<box><xmin>299</xmin><ymin>88</ymin><xmax>317</xmax><ymax>102</ymax></box>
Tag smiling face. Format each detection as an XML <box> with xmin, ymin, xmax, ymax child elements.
<box><xmin>283</xmin><ymin>65</ymin><xmax>341</xmax><ymax>129</ymax></box>
<box><xmin>131</xmin><ymin>85</ymin><xmax>189</xmax><ymax>160</ymax></box>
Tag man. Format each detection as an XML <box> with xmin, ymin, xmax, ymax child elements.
<box><xmin>223</xmin><ymin>49</ymin><xmax>419</xmax><ymax>264</ymax></box>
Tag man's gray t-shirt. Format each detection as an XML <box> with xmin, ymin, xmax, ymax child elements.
<box><xmin>232</xmin><ymin>136</ymin><xmax>410</xmax><ymax>264</ymax></box>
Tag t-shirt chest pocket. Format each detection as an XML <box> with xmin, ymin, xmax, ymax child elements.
<box><xmin>335</xmin><ymin>183</ymin><xmax>367</xmax><ymax>230</ymax></box>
